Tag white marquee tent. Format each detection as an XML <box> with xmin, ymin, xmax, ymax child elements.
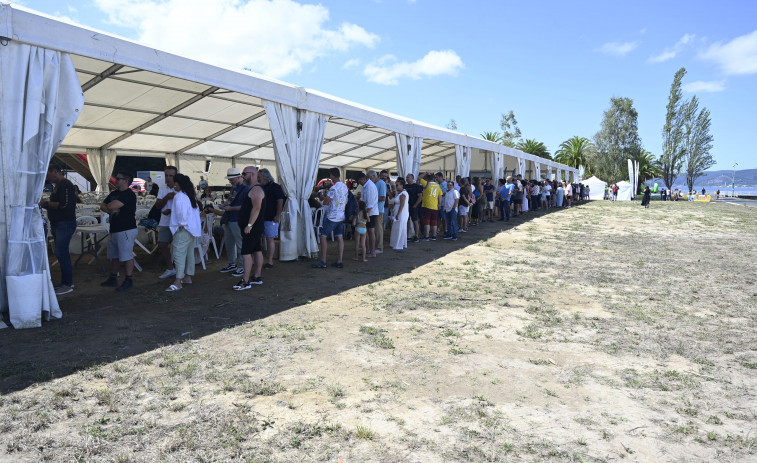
<box><xmin>0</xmin><ymin>4</ymin><xmax>578</xmax><ymax>328</ymax></box>
<box><xmin>582</xmin><ymin>176</ymin><xmax>607</xmax><ymax>200</ymax></box>
<box><xmin>615</xmin><ymin>181</ymin><xmax>634</xmax><ymax>201</ymax></box>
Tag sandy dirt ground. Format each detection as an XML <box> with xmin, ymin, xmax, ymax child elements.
<box><xmin>1</xmin><ymin>199</ymin><xmax>755</xmax><ymax>462</ymax></box>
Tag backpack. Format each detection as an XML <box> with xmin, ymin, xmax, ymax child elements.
<box><xmin>344</xmin><ymin>190</ymin><xmax>358</xmax><ymax>223</ymax></box>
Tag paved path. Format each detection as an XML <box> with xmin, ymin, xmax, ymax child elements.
<box><xmin>717</xmin><ymin>197</ymin><xmax>757</xmax><ymax>208</ymax></box>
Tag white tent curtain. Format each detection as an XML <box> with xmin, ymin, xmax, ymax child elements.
<box><xmin>179</xmin><ymin>154</ymin><xmax>207</xmax><ymax>187</ymax></box>
<box><xmin>489</xmin><ymin>152</ymin><xmax>504</xmax><ymax>181</ymax></box>
<box><xmin>1</xmin><ymin>42</ymin><xmax>83</xmax><ymax>328</ymax></box>
<box><xmin>263</xmin><ymin>100</ymin><xmax>329</xmax><ymax>261</ymax></box>
<box><xmin>207</xmin><ymin>157</ymin><xmax>232</xmax><ymax>187</ymax></box>
<box><xmin>394</xmin><ymin>133</ymin><xmax>423</xmax><ymax>179</ymax></box>
<box><xmin>535</xmin><ymin>162</ymin><xmax>541</xmax><ymax>181</ymax></box>
<box><xmin>86</xmin><ymin>148</ymin><xmax>117</xmax><ymax>192</ymax></box>
<box><xmin>517</xmin><ymin>158</ymin><xmax>526</xmax><ymax>177</ymax></box>
<box><xmin>455</xmin><ymin>145</ymin><xmax>472</xmax><ymax>178</ymax></box>
<box><xmin>165</xmin><ymin>153</ymin><xmax>180</xmax><ymax>171</ymax></box>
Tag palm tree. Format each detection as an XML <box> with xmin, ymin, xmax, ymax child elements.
<box><xmin>515</xmin><ymin>139</ymin><xmax>552</xmax><ymax>160</ymax></box>
<box><xmin>480</xmin><ymin>131</ymin><xmax>503</xmax><ymax>143</ymax></box>
<box><xmin>554</xmin><ymin>136</ymin><xmax>593</xmax><ymax>169</ymax></box>
<box><xmin>636</xmin><ymin>150</ymin><xmax>663</xmax><ymax>183</ymax></box>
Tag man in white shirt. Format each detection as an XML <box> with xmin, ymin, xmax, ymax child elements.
<box><xmin>357</xmin><ymin>172</ymin><xmax>379</xmax><ymax>258</ymax></box>
<box><xmin>155</xmin><ymin>166</ymin><xmax>177</xmax><ymax>279</ymax></box>
<box><xmin>312</xmin><ymin>168</ymin><xmax>348</xmax><ymax>269</ymax></box>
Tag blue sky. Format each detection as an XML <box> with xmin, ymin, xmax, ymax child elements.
<box><xmin>17</xmin><ymin>0</ymin><xmax>757</xmax><ymax>170</ymax></box>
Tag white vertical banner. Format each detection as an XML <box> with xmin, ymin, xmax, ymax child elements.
<box><xmin>454</xmin><ymin>145</ymin><xmax>471</xmax><ymax>178</ymax></box>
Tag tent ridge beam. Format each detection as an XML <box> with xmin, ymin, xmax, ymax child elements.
<box><xmin>231</xmin><ymin>141</ymin><xmax>273</xmax><ymax>160</ymax></box>
<box><xmin>173</xmin><ymin>109</ymin><xmax>268</xmax><ymax>155</ymax></box>
<box><xmin>100</xmin><ymin>86</ymin><xmax>221</xmax><ymax>150</ymax></box>
<box><xmin>81</xmin><ymin>64</ymin><xmax>125</xmax><ymax>92</ymax></box>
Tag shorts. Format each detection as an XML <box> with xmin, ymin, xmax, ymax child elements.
<box><xmin>241</xmin><ymin>226</ymin><xmax>263</xmax><ymax>254</ymax></box>
<box><xmin>263</xmin><ymin>220</ymin><xmax>279</xmax><ymax>238</ymax></box>
<box><xmin>320</xmin><ymin>217</ymin><xmax>344</xmax><ymax>237</ymax></box>
<box><xmin>458</xmin><ymin>205</ymin><xmax>469</xmax><ymax>215</ymax></box>
<box><xmin>513</xmin><ymin>197</ymin><xmax>523</xmax><ymax>205</ymax></box>
<box><xmin>366</xmin><ymin>215</ymin><xmax>377</xmax><ymax>229</ymax></box>
<box><xmin>409</xmin><ymin>204</ymin><xmax>420</xmax><ymax>221</ymax></box>
<box><xmin>421</xmin><ymin>207</ymin><xmax>438</xmax><ymax>226</ymax></box>
<box><xmin>158</xmin><ymin>226</ymin><xmax>172</xmax><ymax>243</ymax></box>
<box><xmin>355</xmin><ymin>226</ymin><xmax>367</xmax><ymax>235</ymax></box>
<box><xmin>486</xmin><ymin>200</ymin><xmax>494</xmax><ymax>210</ymax></box>
<box><xmin>107</xmin><ymin>228</ymin><xmax>138</xmax><ymax>262</ymax></box>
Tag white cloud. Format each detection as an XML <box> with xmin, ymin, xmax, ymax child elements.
<box><xmin>93</xmin><ymin>0</ymin><xmax>379</xmax><ymax>78</ymax></box>
<box><xmin>595</xmin><ymin>41</ymin><xmax>638</xmax><ymax>56</ymax></box>
<box><xmin>342</xmin><ymin>58</ymin><xmax>361</xmax><ymax>69</ymax></box>
<box><xmin>682</xmin><ymin>80</ymin><xmax>726</xmax><ymax>93</ymax></box>
<box><xmin>363</xmin><ymin>50</ymin><xmax>464</xmax><ymax>85</ymax></box>
<box><xmin>700</xmin><ymin>30</ymin><xmax>757</xmax><ymax>75</ymax></box>
<box><xmin>649</xmin><ymin>33</ymin><xmax>695</xmax><ymax>63</ymax></box>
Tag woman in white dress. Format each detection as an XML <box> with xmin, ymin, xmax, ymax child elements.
<box><xmin>390</xmin><ymin>178</ymin><xmax>409</xmax><ymax>250</ymax></box>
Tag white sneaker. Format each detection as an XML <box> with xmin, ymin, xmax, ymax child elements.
<box><xmin>375</xmin><ymin>249</ymin><xmax>383</xmax><ymax>254</ymax></box>
<box><xmin>54</xmin><ymin>285</ymin><xmax>73</xmax><ymax>295</ymax></box>
<box><xmin>159</xmin><ymin>269</ymin><xmax>177</xmax><ymax>279</ymax></box>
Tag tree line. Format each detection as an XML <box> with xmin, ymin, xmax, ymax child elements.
<box><xmin>467</xmin><ymin>67</ymin><xmax>714</xmax><ymax>192</ymax></box>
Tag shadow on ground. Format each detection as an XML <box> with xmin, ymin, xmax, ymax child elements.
<box><xmin>0</xmin><ymin>203</ymin><xmax>584</xmax><ymax>393</ymax></box>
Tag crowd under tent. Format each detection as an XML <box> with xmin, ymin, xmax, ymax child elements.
<box><xmin>0</xmin><ymin>4</ymin><xmax>578</xmax><ymax>328</ymax></box>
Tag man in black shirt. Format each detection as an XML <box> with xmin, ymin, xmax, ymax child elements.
<box><xmin>40</xmin><ymin>166</ymin><xmax>77</xmax><ymax>295</ymax></box>
<box><xmin>404</xmin><ymin>173</ymin><xmax>423</xmax><ymax>242</ymax></box>
<box><xmin>99</xmin><ymin>170</ymin><xmax>138</xmax><ymax>292</ymax></box>
<box><xmin>258</xmin><ymin>168</ymin><xmax>285</xmax><ymax>269</ymax></box>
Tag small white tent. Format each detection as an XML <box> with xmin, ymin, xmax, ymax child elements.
<box><xmin>615</xmin><ymin>181</ymin><xmax>633</xmax><ymax>201</ymax></box>
<box><xmin>582</xmin><ymin>176</ymin><xmax>607</xmax><ymax>200</ymax></box>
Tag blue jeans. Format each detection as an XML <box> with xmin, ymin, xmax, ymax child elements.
<box><xmin>52</xmin><ymin>219</ymin><xmax>76</xmax><ymax>286</ymax></box>
<box><xmin>444</xmin><ymin>209</ymin><xmax>458</xmax><ymax>238</ymax></box>
<box><xmin>498</xmin><ymin>199</ymin><xmax>511</xmax><ymax>221</ymax></box>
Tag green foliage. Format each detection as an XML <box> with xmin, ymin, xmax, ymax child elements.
<box><xmin>446</xmin><ymin>118</ymin><xmax>458</xmax><ymax>130</ymax></box>
<box><xmin>499</xmin><ymin>110</ymin><xmax>522</xmax><ymax>147</ymax></box>
<box><xmin>592</xmin><ymin>97</ymin><xmax>642</xmax><ymax>183</ymax></box>
<box><xmin>682</xmin><ymin>96</ymin><xmax>715</xmax><ymax>193</ymax></box>
<box><xmin>555</xmin><ymin>136</ymin><xmax>594</xmax><ymax>169</ymax></box>
<box><xmin>480</xmin><ymin>131</ymin><xmax>503</xmax><ymax>143</ymax></box>
<box><xmin>634</xmin><ymin>151</ymin><xmax>663</xmax><ymax>184</ymax></box>
<box><xmin>516</xmin><ymin>139</ymin><xmax>552</xmax><ymax>160</ymax></box>
<box><xmin>660</xmin><ymin>68</ymin><xmax>687</xmax><ymax>189</ymax></box>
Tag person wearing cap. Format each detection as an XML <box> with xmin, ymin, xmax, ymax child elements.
<box><xmin>216</xmin><ymin>167</ymin><xmax>250</xmax><ymax>276</ymax></box>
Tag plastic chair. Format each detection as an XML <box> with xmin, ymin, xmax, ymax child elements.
<box><xmin>202</xmin><ymin>213</ymin><xmax>220</xmax><ymax>260</ymax></box>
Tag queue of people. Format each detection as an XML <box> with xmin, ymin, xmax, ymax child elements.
<box><xmin>47</xmin><ymin>164</ymin><xmax>585</xmax><ymax>296</ymax></box>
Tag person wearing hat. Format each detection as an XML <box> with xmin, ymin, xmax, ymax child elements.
<box><xmin>211</xmin><ymin>167</ymin><xmax>250</xmax><ymax>276</ymax></box>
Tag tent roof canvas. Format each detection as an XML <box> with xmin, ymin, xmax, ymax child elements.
<box><xmin>3</xmin><ymin>3</ymin><xmax>579</xmax><ymax>176</ymax></box>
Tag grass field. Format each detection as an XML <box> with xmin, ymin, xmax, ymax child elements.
<box><xmin>1</xmin><ymin>200</ymin><xmax>755</xmax><ymax>462</ymax></box>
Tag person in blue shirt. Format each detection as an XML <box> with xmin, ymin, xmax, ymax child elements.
<box><xmin>498</xmin><ymin>177</ymin><xmax>514</xmax><ymax>221</ymax></box>
<box><xmin>484</xmin><ymin>178</ymin><xmax>496</xmax><ymax>222</ymax></box>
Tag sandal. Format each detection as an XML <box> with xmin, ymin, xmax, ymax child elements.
<box><xmin>181</xmin><ymin>279</ymin><xmax>193</xmax><ymax>284</ymax></box>
<box><xmin>165</xmin><ymin>284</ymin><xmax>182</xmax><ymax>292</ymax></box>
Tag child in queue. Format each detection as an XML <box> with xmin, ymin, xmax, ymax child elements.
<box><xmin>353</xmin><ymin>200</ymin><xmax>368</xmax><ymax>262</ymax></box>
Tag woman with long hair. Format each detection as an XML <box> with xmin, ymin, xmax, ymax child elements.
<box><xmin>165</xmin><ymin>174</ymin><xmax>202</xmax><ymax>291</ymax></box>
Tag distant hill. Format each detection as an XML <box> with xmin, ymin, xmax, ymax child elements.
<box><xmin>649</xmin><ymin>169</ymin><xmax>757</xmax><ymax>188</ymax></box>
